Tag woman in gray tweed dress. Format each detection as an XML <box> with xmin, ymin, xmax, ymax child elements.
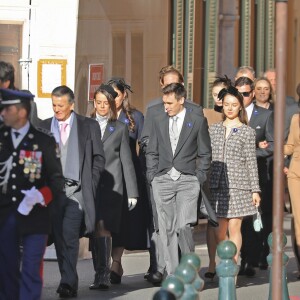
<box><xmin>209</xmin><ymin>85</ymin><xmax>261</xmax><ymax>263</ymax></box>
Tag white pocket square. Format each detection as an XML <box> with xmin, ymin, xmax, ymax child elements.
<box><xmin>256</xmin><ymin>125</ymin><xmax>261</xmax><ymax>129</ymax></box>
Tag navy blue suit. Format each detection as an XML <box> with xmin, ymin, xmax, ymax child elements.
<box><xmin>0</xmin><ymin>124</ymin><xmax>64</xmax><ymax>300</ymax></box>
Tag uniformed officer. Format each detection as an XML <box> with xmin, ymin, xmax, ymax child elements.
<box><xmin>0</xmin><ymin>88</ymin><xmax>65</xmax><ymax>300</ymax></box>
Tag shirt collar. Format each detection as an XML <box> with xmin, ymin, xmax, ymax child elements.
<box><xmin>12</xmin><ymin>121</ymin><xmax>30</xmax><ymax>137</ymax></box>
<box><xmin>57</xmin><ymin>112</ymin><xmax>74</xmax><ymax>126</ymax></box>
<box><xmin>245</xmin><ymin>102</ymin><xmax>254</xmax><ymax>115</ymax></box>
<box><xmin>175</xmin><ymin>107</ymin><xmax>186</xmax><ymax>120</ymax></box>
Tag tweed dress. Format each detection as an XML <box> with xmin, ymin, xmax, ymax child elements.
<box><xmin>209</xmin><ymin>122</ymin><xmax>260</xmax><ymax>218</ymax></box>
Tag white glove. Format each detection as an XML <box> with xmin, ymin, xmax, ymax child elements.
<box><xmin>128</xmin><ymin>198</ymin><xmax>137</xmax><ymax>211</ymax></box>
<box><xmin>21</xmin><ymin>186</ymin><xmax>45</xmax><ymax>206</ymax></box>
<box><xmin>17</xmin><ymin>196</ymin><xmax>35</xmax><ymax>215</ymax></box>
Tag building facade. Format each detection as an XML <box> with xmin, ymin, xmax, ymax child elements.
<box><xmin>0</xmin><ymin>0</ymin><xmax>299</xmax><ymax>119</ymax></box>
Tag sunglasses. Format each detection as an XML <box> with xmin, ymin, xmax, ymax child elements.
<box><xmin>241</xmin><ymin>91</ymin><xmax>252</xmax><ymax>97</ymax></box>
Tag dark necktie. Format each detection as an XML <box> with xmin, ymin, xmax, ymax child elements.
<box><xmin>14</xmin><ymin>132</ymin><xmax>20</xmax><ymax>138</ymax></box>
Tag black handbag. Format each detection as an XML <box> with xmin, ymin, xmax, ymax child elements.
<box><xmin>199</xmin><ymin>183</ymin><xmax>218</xmax><ymax>227</ymax></box>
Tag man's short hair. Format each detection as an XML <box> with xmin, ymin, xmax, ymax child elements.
<box><xmin>0</xmin><ymin>61</ymin><xmax>15</xmax><ymax>89</ymax></box>
<box><xmin>235</xmin><ymin>76</ymin><xmax>254</xmax><ymax>90</ymax></box>
<box><xmin>51</xmin><ymin>85</ymin><xmax>75</xmax><ymax>104</ymax></box>
<box><xmin>236</xmin><ymin>66</ymin><xmax>256</xmax><ymax>78</ymax></box>
<box><xmin>159</xmin><ymin>65</ymin><xmax>184</xmax><ymax>85</ymax></box>
<box><xmin>162</xmin><ymin>83</ymin><xmax>187</xmax><ymax>100</ymax></box>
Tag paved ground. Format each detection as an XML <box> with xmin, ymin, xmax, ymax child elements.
<box><xmin>42</xmin><ymin>213</ymin><xmax>300</xmax><ymax>299</ymax></box>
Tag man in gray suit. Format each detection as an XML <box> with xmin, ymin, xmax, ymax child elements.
<box><xmin>40</xmin><ymin>86</ymin><xmax>105</xmax><ymax>298</ymax></box>
<box><xmin>235</xmin><ymin>77</ymin><xmax>274</xmax><ymax>275</ymax></box>
<box><xmin>146</xmin><ymin>83</ymin><xmax>211</xmax><ymax>276</ymax></box>
<box><xmin>140</xmin><ymin>66</ymin><xmax>204</xmax><ymax>284</ymax></box>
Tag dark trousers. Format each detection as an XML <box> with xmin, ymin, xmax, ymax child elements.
<box><xmin>53</xmin><ymin>198</ymin><xmax>83</xmax><ymax>290</ymax></box>
<box><xmin>20</xmin><ymin>234</ymin><xmax>47</xmax><ymax>300</ymax></box>
<box><xmin>0</xmin><ymin>212</ymin><xmax>47</xmax><ymax>300</ymax></box>
<box><xmin>240</xmin><ymin>216</ymin><xmax>262</xmax><ymax>265</ymax></box>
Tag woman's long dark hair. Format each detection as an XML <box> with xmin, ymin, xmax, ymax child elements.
<box><xmin>107</xmin><ymin>78</ymin><xmax>136</xmax><ymax>132</ymax></box>
<box><xmin>218</xmin><ymin>85</ymin><xmax>248</xmax><ymax>125</ymax></box>
<box><xmin>91</xmin><ymin>88</ymin><xmax>117</xmax><ymax>121</ymax></box>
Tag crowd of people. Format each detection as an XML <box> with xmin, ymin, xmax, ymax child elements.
<box><xmin>0</xmin><ymin>60</ymin><xmax>299</xmax><ymax>299</ymax></box>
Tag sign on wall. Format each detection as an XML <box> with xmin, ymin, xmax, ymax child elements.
<box><xmin>37</xmin><ymin>59</ymin><xmax>67</xmax><ymax>98</ymax></box>
<box><xmin>88</xmin><ymin>64</ymin><xmax>104</xmax><ymax>101</ymax></box>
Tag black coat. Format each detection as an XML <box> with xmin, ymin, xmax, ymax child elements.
<box><xmin>40</xmin><ymin>113</ymin><xmax>105</xmax><ymax>234</ymax></box>
<box><xmin>0</xmin><ymin>124</ymin><xmax>65</xmax><ymax>234</ymax></box>
<box><xmin>117</xmin><ymin>110</ymin><xmax>150</xmax><ymax>250</ymax></box>
<box><xmin>96</xmin><ymin>120</ymin><xmax>138</xmax><ymax>233</ymax></box>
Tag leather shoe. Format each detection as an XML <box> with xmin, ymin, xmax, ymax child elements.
<box><xmin>144</xmin><ymin>271</ymin><xmax>151</xmax><ymax>280</ymax></box>
<box><xmin>148</xmin><ymin>271</ymin><xmax>163</xmax><ymax>286</ymax></box>
<box><xmin>259</xmin><ymin>263</ymin><xmax>268</xmax><ymax>270</ymax></box>
<box><xmin>57</xmin><ymin>283</ymin><xmax>77</xmax><ymax>298</ymax></box>
<box><xmin>238</xmin><ymin>263</ymin><xmax>256</xmax><ymax>277</ymax></box>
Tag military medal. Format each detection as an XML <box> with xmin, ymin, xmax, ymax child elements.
<box><xmin>29</xmin><ymin>173</ymin><xmax>35</xmax><ymax>182</ymax></box>
<box><xmin>19</xmin><ymin>149</ymin><xmax>43</xmax><ymax>181</ymax></box>
<box><xmin>19</xmin><ymin>150</ymin><xmax>25</xmax><ymax>165</ymax></box>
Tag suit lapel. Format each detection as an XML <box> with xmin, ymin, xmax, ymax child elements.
<box><xmin>159</xmin><ymin>115</ymin><xmax>173</xmax><ymax>156</ymax></box>
<box><xmin>76</xmin><ymin>114</ymin><xmax>88</xmax><ymax>168</ymax></box>
<box><xmin>102</xmin><ymin>121</ymin><xmax>117</xmax><ymax>143</ymax></box>
<box><xmin>249</xmin><ymin>105</ymin><xmax>260</xmax><ymax>128</ymax></box>
<box><xmin>174</xmin><ymin>112</ymin><xmax>194</xmax><ymax>157</ymax></box>
<box><xmin>118</xmin><ymin>110</ymin><xmax>128</xmax><ymax>124</ymax></box>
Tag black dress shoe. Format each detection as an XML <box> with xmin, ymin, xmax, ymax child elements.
<box><xmin>58</xmin><ymin>283</ymin><xmax>77</xmax><ymax>298</ymax></box>
<box><xmin>148</xmin><ymin>271</ymin><xmax>163</xmax><ymax>286</ymax></box>
<box><xmin>204</xmin><ymin>271</ymin><xmax>216</xmax><ymax>281</ymax></box>
<box><xmin>144</xmin><ymin>266</ymin><xmax>154</xmax><ymax>280</ymax></box>
<box><xmin>259</xmin><ymin>263</ymin><xmax>268</xmax><ymax>270</ymax></box>
<box><xmin>144</xmin><ymin>271</ymin><xmax>151</xmax><ymax>280</ymax></box>
<box><xmin>244</xmin><ymin>264</ymin><xmax>256</xmax><ymax>277</ymax></box>
<box><xmin>110</xmin><ymin>270</ymin><xmax>122</xmax><ymax>284</ymax></box>
<box><xmin>238</xmin><ymin>262</ymin><xmax>256</xmax><ymax>277</ymax></box>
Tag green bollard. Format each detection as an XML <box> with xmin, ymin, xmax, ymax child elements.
<box><xmin>175</xmin><ymin>262</ymin><xmax>199</xmax><ymax>300</ymax></box>
<box><xmin>216</xmin><ymin>240</ymin><xmax>239</xmax><ymax>300</ymax></box>
<box><xmin>153</xmin><ymin>289</ymin><xmax>177</xmax><ymax>300</ymax></box>
<box><xmin>267</xmin><ymin>233</ymin><xmax>290</xmax><ymax>300</ymax></box>
<box><xmin>180</xmin><ymin>253</ymin><xmax>204</xmax><ymax>291</ymax></box>
<box><xmin>162</xmin><ymin>276</ymin><xmax>185</xmax><ymax>299</ymax></box>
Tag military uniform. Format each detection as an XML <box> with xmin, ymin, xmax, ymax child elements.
<box><xmin>0</xmin><ymin>89</ymin><xmax>65</xmax><ymax>300</ymax></box>
<box><xmin>0</xmin><ymin>124</ymin><xmax>64</xmax><ymax>233</ymax></box>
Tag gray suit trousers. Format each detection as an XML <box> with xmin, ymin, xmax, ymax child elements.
<box><xmin>152</xmin><ymin>174</ymin><xmax>200</xmax><ymax>274</ymax></box>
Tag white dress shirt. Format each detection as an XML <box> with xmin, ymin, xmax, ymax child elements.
<box><xmin>245</xmin><ymin>102</ymin><xmax>254</xmax><ymax>121</ymax></box>
<box><xmin>11</xmin><ymin>121</ymin><xmax>30</xmax><ymax>148</ymax></box>
<box><xmin>168</xmin><ymin>108</ymin><xmax>186</xmax><ymax>137</ymax></box>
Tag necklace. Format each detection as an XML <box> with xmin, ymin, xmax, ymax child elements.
<box><xmin>223</xmin><ymin>121</ymin><xmax>242</xmax><ymax>128</ymax></box>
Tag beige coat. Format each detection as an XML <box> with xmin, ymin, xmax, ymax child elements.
<box><xmin>284</xmin><ymin>114</ymin><xmax>300</xmax><ymax>179</ymax></box>
<box><xmin>203</xmin><ymin>108</ymin><xmax>223</xmax><ymax>126</ymax></box>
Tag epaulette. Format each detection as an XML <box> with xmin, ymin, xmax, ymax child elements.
<box><xmin>36</xmin><ymin>127</ymin><xmax>54</xmax><ymax>137</ymax></box>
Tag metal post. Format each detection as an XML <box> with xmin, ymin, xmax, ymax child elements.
<box><xmin>272</xmin><ymin>1</ymin><xmax>288</xmax><ymax>300</ymax></box>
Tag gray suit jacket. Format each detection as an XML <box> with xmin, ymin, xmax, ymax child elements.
<box><xmin>146</xmin><ymin>109</ymin><xmax>211</xmax><ymax>184</ymax></box>
<box><xmin>40</xmin><ymin>113</ymin><xmax>105</xmax><ymax>233</ymax></box>
<box><xmin>140</xmin><ymin>99</ymin><xmax>204</xmax><ymax>153</ymax></box>
<box><xmin>249</xmin><ymin>105</ymin><xmax>274</xmax><ymax>158</ymax></box>
<box><xmin>97</xmin><ymin>120</ymin><xmax>138</xmax><ymax>232</ymax></box>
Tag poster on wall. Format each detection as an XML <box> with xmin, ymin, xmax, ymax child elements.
<box><xmin>88</xmin><ymin>64</ymin><xmax>104</xmax><ymax>101</ymax></box>
<box><xmin>37</xmin><ymin>59</ymin><xmax>67</xmax><ymax>98</ymax></box>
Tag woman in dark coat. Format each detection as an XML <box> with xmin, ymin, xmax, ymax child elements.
<box><xmin>89</xmin><ymin>84</ymin><xmax>138</xmax><ymax>290</ymax></box>
<box><xmin>107</xmin><ymin>78</ymin><xmax>150</xmax><ymax>283</ymax></box>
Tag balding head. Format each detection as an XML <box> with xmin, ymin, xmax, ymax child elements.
<box><xmin>235</xmin><ymin>66</ymin><xmax>256</xmax><ymax>82</ymax></box>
